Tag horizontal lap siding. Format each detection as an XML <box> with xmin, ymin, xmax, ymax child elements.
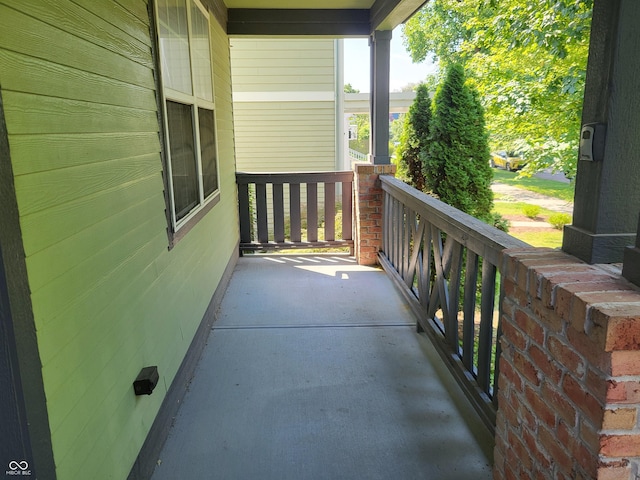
<box><xmin>1</xmin><ymin>1</ymin><xmax>238</xmax><ymax>479</ymax></box>
<box><xmin>231</xmin><ymin>38</ymin><xmax>337</xmax><ymax>173</ymax></box>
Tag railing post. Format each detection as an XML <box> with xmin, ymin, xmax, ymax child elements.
<box><xmin>622</xmin><ymin>212</ymin><xmax>640</xmax><ymax>286</ymax></box>
<box><xmin>353</xmin><ymin>163</ymin><xmax>395</xmax><ymax>265</ymax></box>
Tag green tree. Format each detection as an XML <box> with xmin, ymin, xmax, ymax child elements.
<box><xmin>344</xmin><ymin>83</ymin><xmax>359</xmax><ymax>94</ymax></box>
<box><xmin>403</xmin><ymin>0</ymin><xmax>593</xmax><ymax>178</ymax></box>
<box><xmin>344</xmin><ymin>83</ymin><xmax>370</xmax><ymax>155</ymax></box>
<box><xmin>397</xmin><ymin>83</ymin><xmax>432</xmax><ymax>191</ymax></box>
<box><xmin>424</xmin><ymin>63</ymin><xmax>493</xmax><ymax>221</ymax></box>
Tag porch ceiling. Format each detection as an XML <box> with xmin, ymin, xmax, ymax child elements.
<box><xmin>224</xmin><ymin>1</ymin><xmax>375</xmax><ymax>8</ymax></box>
<box><xmin>222</xmin><ymin>0</ymin><xmax>428</xmax><ymax>36</ymax></box>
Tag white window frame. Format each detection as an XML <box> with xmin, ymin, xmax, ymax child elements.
<box><xmin>154</xmin><ymin>0</ymin><xmax>220</xmax><ymax>233</ymax></box>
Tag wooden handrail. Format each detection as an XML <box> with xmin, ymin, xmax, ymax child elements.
<box><xmin>379</xmin><ymin>175</ymin><xmax>528</xmax><ymax>434</ymax></box>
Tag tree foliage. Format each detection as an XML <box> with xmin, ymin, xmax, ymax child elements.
<box><xmin>396</xmin><ymin>84</ymin><xmax>432</xmax><ymax>191</ymax></box>
<box><xmin>344</xmin><ymin>83</ymin><xmax>370</xmax><ymax>154</ymax></box>
<box><xmin>403</xmin><ymin>0</ymin><xmax>593</xmax><ymax>178</ymax></box>
<box><xmin>424</xmin><ymin>63</ymin><xmax>493</xmax><ymax>221</ymax></box>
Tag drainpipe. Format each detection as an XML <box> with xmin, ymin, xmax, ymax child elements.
<box><xmin>369</xmin><ymin>30</ymin><xmax>391</xmax><ymax>165</ymax></box>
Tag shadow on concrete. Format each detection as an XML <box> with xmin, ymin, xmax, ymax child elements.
<box><xmin>151</xmin><ymin>255</ymin><xmax>493</xmax><ymax>480</ymax></box>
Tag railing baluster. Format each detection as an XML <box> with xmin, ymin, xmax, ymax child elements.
<box><xmin>419</xmin><ymin>219</ymin><xmax>432</xmax><ymax>312</ymax></box>
<box><xmin>236</xmin><ymin>172</ymin><xmax>354</xmax><ymax>252</ymax></box>
<box><xmin>273</xmin><ymin>183</ymin><xmax>284</xmax><ymax>243</ymax></box>
<box><xmin>325</xmin><ymin>182</ymin><xmax>335</xmax><ymax>241</ymax></box>
<box><xmin>342</xmin><ymin>181</ymin><xmax>352</xmax><ymax>241</ymax></box>
<box><xmin>462</xmin><ymin>251</ymin><xmax>479</xmax><ymax>369</ymax></box>
<box><xmin>376</xmin><ymin>175</ymin><xmax>530</xmax><ymax>435</ymax></box>
<box><xmin>290</xmin><ymin>183</ymin><xmax>301</xmax><ymax>242</ymax></box>
<box><xmin>307</xmin><ymin>182</ymin><xmax>318</xmax><ymax>242</ymax></box>
<box><xmin>446</xmin><ymin>241</ymin><xmax>463</xmax><ymax>351</ymax></box>
<box><xmin>255</xmin><ymin>182</ymin><xmax>268</xmax><ymax>243</ymax></box>
<box><xmin>237</xmin><ymin>181</ymin><xmax>251</xmax><ymax>244</ymax></box>
<box><xmin>393</xmin><ymin>198</ymin><xmax>401</xmax><ymax>269</ymax></box>
<box><xmin>402</xmin><ymin>206</ymin><xmax>412</xmax><ymax>283</ymax></box>
<box><xmin>406</xmin><ymin>215</ymin><xmax>425</xmax><ymax>289</ymax></box>
<box><xmin>477</xmin><ymin>260</ymin><xmax>497</xmax><ymax>393</ymax></box>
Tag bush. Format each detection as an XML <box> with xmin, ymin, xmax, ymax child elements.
<box><xmin>522</xmin><ymin>204</ymin><xmax>541</xmax><ymax>219</ymax></box>
<box><xmin>548</xmin><ymin>213</ymin><xmax>572</xmax><ymax>230</ymax></box>
<box><xmin>423</xmin><ymin>63</ymin><xmax>494</xmax><ymax>222</ymax></box>
<box><xmin>397</xmin><ymin>84</ymin><xmax>432</xmax><ymax>191</ymax></box>
<box><xmin>490</xmin><ymin>213</ymin><xmax>510</xmax><ymax>232</ymax></box>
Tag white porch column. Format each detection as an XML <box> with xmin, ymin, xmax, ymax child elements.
<box><xmin>369</xmin><ymin>30</ymin><xmax>391</xmax><ymax>165</ymax></box>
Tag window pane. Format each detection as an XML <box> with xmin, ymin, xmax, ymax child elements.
<box><xmin>167</xmin><ymin>101</ymin><xmax>199</xmax><ymax>220</ymax></box>
<box><xmin>190</xmin><ymin>1</ymin><xmax>213</xmax><ymax>101</ymax></box>
<box><xmin>198</xmin><ymin>108</ymin><xmax>218</xmax><ymax>197</ymax></box>
<box><xmin>157</xmin><ymin>0</ymin><xmax>192</xmax><ymax>94</ymax></box>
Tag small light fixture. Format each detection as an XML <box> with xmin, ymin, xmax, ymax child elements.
<box><xmin>133</xmin><ymin>366</ymin><xmax>159</xmax><ymax>395</ymax></box>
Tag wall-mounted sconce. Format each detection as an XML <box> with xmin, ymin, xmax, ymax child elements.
<box><xmin>133</xmin><ymin>366</ymin><xmax>159</xmax><ymax>395</ymax></box>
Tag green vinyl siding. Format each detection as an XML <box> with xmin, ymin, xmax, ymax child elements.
<box><xmin>0</xmin><ymin>1</ymin><xmax>238</xmax><ymax>479</ymax></box>
<box><xmin>231</xmin><ymin>39</ymin><xmax>337</xmax><ymax>173</ymax></box>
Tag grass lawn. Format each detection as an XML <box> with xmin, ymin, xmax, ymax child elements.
<box><xmin>510</xmin><ymin>230</ymin><xmax>564</xmax><ymax>248</ymax></box>
<box><xmin>492</xmin><ymin>200</ymin><xmax>565</xmax><ymax>249</ymax></box>
<box><xmin>492</xmin><ymin>201</ymin><xmax>558</xmax><ymax>218</ymax></box>
<box><xmin>492</xmin><ymin>169</ymin><xmax>575</xmax><ymax>202</ymax></box>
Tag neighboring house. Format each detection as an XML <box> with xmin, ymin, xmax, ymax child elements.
<box><xmin>231</xmin><ymin>38</ymin><xmax>346</xmax><ymax>172</ymax></box>
<box><xmin>231</xmin><ymin>39</ymin><xmax>416</xmax><ymax>173</ymax></box>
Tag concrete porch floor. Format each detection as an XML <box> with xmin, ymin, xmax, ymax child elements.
<box><xmin>150</xmin><ymin>254</ymin><xmax>493</xmax><ymax>480</ymax></box>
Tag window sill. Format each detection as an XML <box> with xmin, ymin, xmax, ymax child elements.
<box><xmin>168</xmin><ymin>192</ymin><xmax>220</xmax><ymax>249</ymax></box>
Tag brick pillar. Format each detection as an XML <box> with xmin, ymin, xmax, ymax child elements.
<box><xmin>353</xmin><ymin>163</ymin><xmax>395</xmax><ymax>265</ymax></box>
<box><xmin>495</xmin><ymin>247</ymin><xmax>640</xmax><ymax>480</ymax></box>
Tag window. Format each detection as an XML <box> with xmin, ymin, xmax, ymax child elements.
<box><xmin>155</xmin><ymin>0</ymin><xmax>219</xmax><ymax>232</ymax></box>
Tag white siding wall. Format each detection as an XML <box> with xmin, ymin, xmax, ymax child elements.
<box><xmin>231</xmin><ymin>39</ymin><xmax>338</xmax><ymax>173</ymax></box>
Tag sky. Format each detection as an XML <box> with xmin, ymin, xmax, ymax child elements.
<box><xmin>344</xmin><ymin>26</ymin><xmax>438</xmax><ymax>93</ymax></box>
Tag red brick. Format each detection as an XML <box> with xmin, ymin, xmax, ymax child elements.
<box><xmin>573</xmin><ymin>439</ymin><xmax>599</xmax><ymax>477</ymax></box>
<box><xmin>515</xmin><ymin>309</ymin><xmax>545</xmax><ymax>345</ymax></box>
<box><xmin>538</xmin><ymin>424</ymin><xmax>573</xmax><ymax>473</ymax></box>
<box><xmin>517</xmin><ymin>262</ymin><xmax>531</xmax><ymax>293</ymax></box>
<box><xmin>504</xmin><ymin>278</ymin><xmax>517</xmax><ymax>299</ymax></box>
<box><xmin>499</xmin><ymin>357</ymin><xmax>523</xmax><ymax>393</ymax></box>
<box><xmin>541</xmin><ymin>382</ymin><xmax>577</xmax><ymax>426</ymax></box>
<box><xmin>547</xmin><ymin>335</ymin><xmax>585</xmax><ymax>377</ymax></box>
<box><xmin>611</xmin><ymin>350</ymin><xmax>640</xmax><ymax>376</ymax></box>
<box><xmin>555</xmin><ymin>420</ymin><xmax>597</xmax><ymax>476</ymax></box>
<box><xmin>566</xmin><ymin>326</ymin><xmax>607</xmax><ymax>368</ymax></box>
<box><xmin>536</xmin><ymin>271</ymin><xmax>618</xmax><ymax>310</ymax></box>
<box><xmin>502</xmin><ymin>320</ymin><xmax>527</xmax><ymax>351</ymax></box>
<box><xmin>514</xmin><ymin>350</ymin><xmax>541</xmax><ymax>386</ymax></box>
<box><xmin>563</xmin><ymin>374</ymin><xmax>604</xmax><ymax>425</ymax></box>
<box><xmin>600</xmin><ymin>435</ymin><xmax>640</xmax><ymax>457</ymax></box>
<box><xmin>606</xmin><ymin>380</ymin><xmax>640</xmax><ymax>404</ymax></box>
<box><xmin>525</xmin><ymin>384</ymin><xmax>556</xmax><ymax>428</ymax></box>
<box><xmin>517</xmin><ymin>400</ymin><xmax>538</xmax><ymax>430</ymax></box>
<box><xmin>586</xmin><ymin>366</ymin><xmax>609</xmax><ymax>403</ymax></box>
<box><xmin>499</xmin><ymin>399</ymin><xmax>519</xmax><ymax>431</ymax></box>
<box><xmin>522</xmin><ymin>427</ymin><xmax>552</xmax><ymax>471</ymax></box>
<box><xmin>604</xmin><ymin>316</ymin><xmax>640</xmax><ymax>352</ymax></box>
<box><xmin>580</xmin><ymin>417</ymin><xmax>600</xmax><ymax>454</ymax></box>
<box><xmin>533</xmin><ymin>264</ymin><xmax>598</xmax><ymax>304</ymax></box>
<box><xmin>530</xmin><ymin>297</ymin><xmax>564</xmax><ymax>333</ymax></box>
<box><xmin>529</xmin><ymin>344</ymin><xmax>562</xmax><ymax>383</ymax></box>
<box><xmin>508</xmin><ymin>428</ymin><xmax>533</xmax><ymax>471</ymax></box>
